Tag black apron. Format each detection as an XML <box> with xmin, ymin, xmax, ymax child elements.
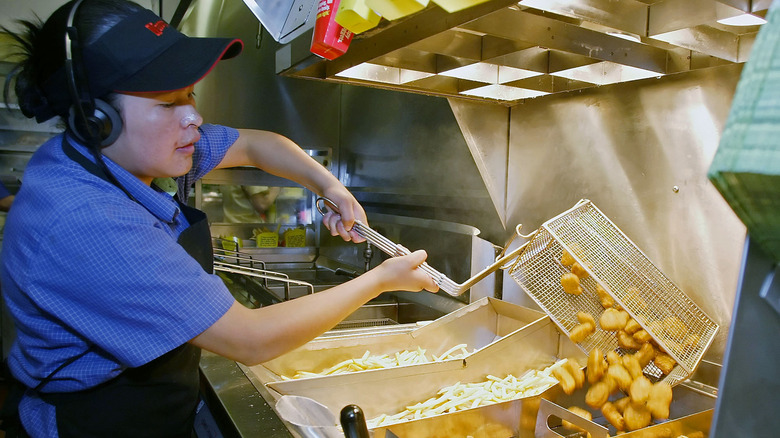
<box><xmin>28</xmin><ymin>139</ymin><xmax>214</xmax><ymax>437</ymax></box>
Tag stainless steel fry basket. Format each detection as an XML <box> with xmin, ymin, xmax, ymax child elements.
<box><xmin>507</xmin><ymin>199</ymin><xmax>719</xmax><ymax>386</ymax></box>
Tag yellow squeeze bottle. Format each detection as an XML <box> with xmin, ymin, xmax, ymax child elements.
<box><xmin>430</xmin><ymin>0</ymin><xmax>489</xmax><ymax>13</ymax></box>
<box><xmin>365</xmin><ymin>0</ymin><xmax>428</xmax><ymax>21</ymax></box>
<box><xmin>335</xmin><ymin>0</ymin><xmax>382</xmax><ymax>34</ymax></box>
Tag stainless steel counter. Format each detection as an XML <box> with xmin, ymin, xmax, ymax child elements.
<box><xmin>199</xmin><ymin>350</ymin><xmax>293</xmax><ymax>438</ymax></box>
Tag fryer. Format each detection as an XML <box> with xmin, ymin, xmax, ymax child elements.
<box><xmin>243</xmin><ymin>305</ymin><xmax>716</xmax><ymax>437</ymax></box>
<box><xmin>239</xmin><ymin>200</ymin><xmax>723</xmax><ymax>437</ymax></box>
<box><xmin>247</xmin><ymin>312</ymin><xmax>581</xmax><ymax>436</ymax></box>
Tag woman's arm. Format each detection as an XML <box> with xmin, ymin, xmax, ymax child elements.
<box><xmin>0</xmin><ymin>194</ymin><xmax>14</xmax><ymax>212</ymax></box>
<box><xmin>219</xmin><ymin>129</ymin><xmax>364</xmax><ymax>242</ymax></box>
<box><xmin>190</xmin><ymin>250</ymin><xmax>438</xmax><ymax>365</ymax></box>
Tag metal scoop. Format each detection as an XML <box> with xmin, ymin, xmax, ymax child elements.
<box><xmin>275</xmin><ymin>395</ymin><xmax>343</xmax><ymax>438</ymax></box>
<box><xmin>316</xmin><ymin>197</ymin><xmax>527</xmax><ymax>296</ymax></box>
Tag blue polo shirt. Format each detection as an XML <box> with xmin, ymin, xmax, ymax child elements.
<box><xmin>0</xmin><ymin>124</ymin><xmax>239</xmax><ymax>437</ymax></box>
<box><xmin>0</xmin><ymin>181</ymin><xmax>10</xmax><ymax>199</ymax></box>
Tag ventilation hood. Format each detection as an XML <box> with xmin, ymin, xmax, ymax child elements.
<box><xmin>242</xmin><ymin>0</ymin><xmax>318</xmax><ymax>43</ymax></box>
<box><xmin>271</xmin><ymin>0</ymin><xmax>770</xmax><ymax>104</ymax></box>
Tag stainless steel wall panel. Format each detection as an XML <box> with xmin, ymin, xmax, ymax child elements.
<box><xmin>337</xmin><ymin>85</ymin><xmax>506</xmax><ymax>241</ymax></box>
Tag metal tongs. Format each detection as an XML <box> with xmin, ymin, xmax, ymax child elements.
<box><xmin>316</xmin><ymin>197</ymin><xmax>530</xmax><ymax>296</ymax></box>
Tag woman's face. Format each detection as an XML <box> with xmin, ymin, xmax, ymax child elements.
<box><xmin>103</xmin><ymin>86</ymin><xmax>203</xmax><ymax>185</ymax></box>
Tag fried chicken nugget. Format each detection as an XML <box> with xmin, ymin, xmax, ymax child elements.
<box><xmin>569</xmin><ymin>322</ymin><xmax>595</xmax><ymax>343</ymax></box>
<box><xmin>577</xmin><ymin>311</ymin><xmax>596</xmax><ymax>327</ymax></box>
<box><xmin>600</xmin><ymin>308</ymin><xmax>629</xmax><ymax>331</ymax></box>
<box><xmin>606</xmin><ymin>350</ymin><xmax>622</xmax><ymax>365</ymax></box>
<box><xmin>624</xmin><ymin>402</ymin><xmax>652</xmax><ymax>431</ymax></box>
<box><xmin>635</xmin><ymin>343</ymin><xmax>656</xmax><ymax>368</ymax></box>
<box><xmin>587</xmin><ymin>348</ymin><xmax>607</xmax><ymax>384</ymax></box>
<box><xmin>624</xmin><ymin>318</ymin><xmax>642</xmax><ymax>335</ymax></box>
<box><xmin>585</xmin><ymin>381</ymin><xmax>611</xmax><ymax>408</ymax></box>
<box><xmin>647</xmin><ymin>382</ymin><xmax>673</xmax><ymax>420</ymax></box>
<box><xmin>622</xmin><ymin>354</ymin><xmax>643</xmax><ymax>380</ymax></box>
<box><xmin>553</xmin><ymin>365</ymin><xmax>577</xmax><ymax>395</ymax></box>
<box><xmin>613</xmin><ymin>396</ymin><xmax>630</xmax><ymax>414</ymax></box>
<box><xmin>595</xmin><ymin>284</ymin><xmax>615</xmax><ymax>309</ymax></box>
<box><xmin>564</xmin><ymin>358</ymin><xmax>585</xmax><ymax>389</ymax></box>
<box><xmin>624</xmin><ymin>287</ymin><xmax>647</xmax><ymax>311</ymax></box>
<box><xmin>561</xmin><ymin>249</ymin><xmax>576</xmax><ymax>267</ymax></box>
<box><xmin>602</xmin><ymin>374</ymin><xmax>619</xmax><ymax>394</ymax></box>
<box><xmin>602</xmin><ymin>402</ymin><xmax>625</xmax><ymax>431</ymax></box>
<box><xmin>571</xmin><ymin>262</ymin><xmax>591</xmax><ymax>279</ymax></box>
<box><xmin>608</xmin><ymin>363</ymin><xmax>633</xmax><ymax>392</ymax></box>
<box><xmin>632</xmin><ymin>329</ymin><xmax>652</xmax><ymax>344</ymax></box>
<box><xmin>562</xmin><ymin>406</ymin><xmax>593</xmax><ymax>433</ymax></box>
<box><xmin>663</xmin><ymin>316</ymin><xmax>688</xmax><ymax>339</ymax></box>
<box><xmin>629</xmin><ymin>375</ymin><xmax>652</xmax><ymax>404</ymax></box>
<box><xmin>662</xmin><ymin>338</ymin><xmax>683</xmax><ymax>354</ymax></box>
<box><xmin>682</xmin><ymin>333</ymin><xmax>701</xmax><ymax>353</ymax></box>
<box><xmin>617</xmin><ymin>330</ymin><xmax>643</xmax><ymax>350</ymax></box>
<box><xmin>654</xmin><ymin>353</ymin><xmax>677</xmax><ymax>375</ymax></box>
<box><xmin>561</xmin><ymin>273</ymin><xmax>584</xmax><ymax>295</ymax></box>
<box><xmin>647</xmin><ymin>321</ymin><xmax>665</xmax><ymax>338</ymax></box>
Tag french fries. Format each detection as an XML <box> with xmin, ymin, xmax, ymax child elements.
<box><xmin>282</xmin><ymin>344</ymin><xmax>473</xmax><ymax>380</ymax></box>
<box><xmin>366</xmin><ymin>360</ymin><xmax>567</xmax><ymax>428</ymax></box>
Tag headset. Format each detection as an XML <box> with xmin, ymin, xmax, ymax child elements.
<box><xmin>64</xmin><ymin>0</ymin><xmax>123</xmax><ymax>147</ymax></box>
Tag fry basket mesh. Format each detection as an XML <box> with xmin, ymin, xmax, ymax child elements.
<box><xmin>508</xmin><ymin>200</ymin><xmax>718</xmax><ymax>386</ymax></box>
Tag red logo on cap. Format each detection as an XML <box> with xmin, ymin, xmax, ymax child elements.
<box><xmin>145</xmin><ymin>20</ymin><xmax>168</xmax><ymax>36</ymax></box>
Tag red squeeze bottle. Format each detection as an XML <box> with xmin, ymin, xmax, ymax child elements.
<box><xmin>310</xmin><ymin>0</ymin><xmax>354</xmax><ymax>60</ymax></box>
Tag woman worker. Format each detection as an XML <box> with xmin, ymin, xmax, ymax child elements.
<box><xmin>0</xmin><ymin>0</ymin><xmax>438</xmax><ymax>436</ymax></box>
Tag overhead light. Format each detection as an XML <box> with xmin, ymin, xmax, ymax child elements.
<box><xmin>552</xmin><ymin>61</ymin><xmax>661</xmax><ymax>86</ymax></box>
<box><xmin>439</xmin><ymin>63</ymin><xmax>498</xmax><ymax>83</ymax></box>
<box><xmin>717</xmin><ymin>14</ymin><xmax>767</xmax><ymax>26</ymax></box>
<box><xmin>335</xmin><ymin>63</ymin><xmax>435</xmax><ymax>84</ymax></box>
<box><xmin>460</xmin><ymin>85</ymin><xmax>548</xmax><ymax>101</ymax></box>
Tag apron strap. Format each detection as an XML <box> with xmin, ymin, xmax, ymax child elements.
<box><xmin>62</xmin><ymin>136</ymin><xmax>138</xmax><ymax>203</ymax></box>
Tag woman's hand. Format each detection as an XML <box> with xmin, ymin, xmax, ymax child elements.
<box><xmin>321</xmin><ymin>185</ymin><xmax>367</xmax><ymax>243</ymax></box>
<box><xmin>372</xmin><ymin>250</ymin><xmax>439</xmax><ymax>293</ymax></box>
<box><xmin>224</xmin><ymin>130</ymin><xmax>369</xmax><ymax>243</ymax></box>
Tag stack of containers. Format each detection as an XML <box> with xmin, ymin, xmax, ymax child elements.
<box><xmin>313</xmin><ymin>0</ymin><xmax>495</xmax><ymax>59</ymax></box>
<box><xmin>429</xmin><ymin>0</ymin><xmax>490</xmax><ymax>12</ymax></box>
<box><xmin>310</xmin><ymin>0</ymin><xmax>354</xmax><ymax>59</ymax></box>
<box><xmin>364</xmin><ymin>0</ymin><xmax>428</xmax><ymax>21</ymax></box>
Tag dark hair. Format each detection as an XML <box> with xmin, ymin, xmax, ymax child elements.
<box><xmin>2</xmin><ymin>0</ymin><xmax>144</xmax><ymax>122</ymax></box>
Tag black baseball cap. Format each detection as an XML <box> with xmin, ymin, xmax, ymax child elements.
<box><xmin>83</xmin><ymin>8</ymin><xmax>243</xmax><ymax>94</ymax></box>
<box><xmin>38</xmin><ymin>6</ymin><xmax>242</xmax><ymax>121</ymax></box>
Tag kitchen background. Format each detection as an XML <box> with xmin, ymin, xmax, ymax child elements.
<box><xmin>0</xmin><ymin>0</ymin><xmax>763</xmax><ymax>380</ymax></box>
<box><xmin>182</xmin><ymin>0</ymin><xmax>751</xmax><ymax>368</ymax></box>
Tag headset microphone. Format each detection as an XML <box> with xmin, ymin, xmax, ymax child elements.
<box><xmin>65</xmin><ymin>0</ymin><xmax>122</xmax><ymax>147</ymax></box>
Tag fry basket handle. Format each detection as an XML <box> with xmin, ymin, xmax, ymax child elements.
<box><xmin>535</xmin><ymin>399</ymin><xmax>609</xmax><ymax>438</ymax></box>
<box><xmin>316</xmin><ymin>196</ymin><xmax>340</xmax><ymax>216</ymax></box>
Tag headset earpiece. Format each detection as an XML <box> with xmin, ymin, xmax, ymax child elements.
<box><xmin>64</xmin><ymin>0</ymin><xmax>123</xmax><ymax>148</ymax></box>
<box><xmin>67</xmin><ymin>98</ymin><xmax>122</xmax><ymax>147</ymax></box>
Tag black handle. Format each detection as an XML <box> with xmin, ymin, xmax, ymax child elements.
<box><xmin>334</xmin><ymin>268</ymin><xmax>359</xmax><ymax>279</ymax></box>
<box><xmin>340</xmin><ymin>404</ymin><xmax>370</xmax><ymax>438</ymax></box>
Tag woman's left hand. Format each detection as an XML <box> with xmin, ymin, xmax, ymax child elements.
<box><xmin>320</xmin><ymin>186</ymin><xmax>367</xmax><ymax>243</ymax></box>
